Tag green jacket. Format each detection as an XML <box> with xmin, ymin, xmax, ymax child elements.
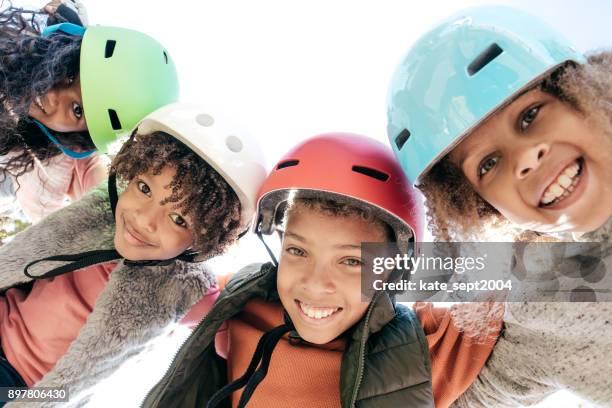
<box><xmin>142</xmin><ymin>262</ymin><xmax>434</xmax><ymax>408</ymax></box>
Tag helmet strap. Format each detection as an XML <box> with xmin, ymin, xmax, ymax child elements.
<box><xmin>24</xmin><ymin>249</ymin><xmax>123</xmax><ymax>279</ymax></box>
<box><xmin>42</xmin><ymin>22</ymin><xmax>85</xmax><ymax>37</ymax></box>
<box><xmin>207</xmin><ymin>320</ymin><xmax>293</xmax><ymax>408</ymax></box>
<box><xmin>31</xmin><ymin>119</ymin><xmax>96</xmax><ymax>159</ymax></box>
<box><xmin>108</xmin><ymin>169</ymin><xmax>119</xmax><ymax>218</ymax></box>
<box><xmin>255</xmin><ymin>219</ymin><xmax>278</xmax><ymax>267</ymax></box>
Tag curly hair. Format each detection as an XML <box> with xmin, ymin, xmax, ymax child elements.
<box><xmin>283</xmin><ymin>197</ymin><xmax>395</xmax><ymax>241</ymax></box>
<box><xmin>0</xmin><ymin>5</ymin><xmax>94</xmax><ymax>184</ymax></box>
<box><xmin>418</xmin><ymin>51</ymin><xmax>612</xmax><ymax>242</ymax></box>
<box><xmin>111</xmin><ymin>131</ymin><xmax>242</xmax><ymax>259</ymax></box>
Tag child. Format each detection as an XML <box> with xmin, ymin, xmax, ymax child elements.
<box><xmin>387</xmin><ymin>6</ymin><xmax>611</xmax><ymax>406</ymax></box>
<box><xmin>0</xmin><ymin>103</ymin><xmax>266</xmax><ymax>407</ymax></box>
<box><xmin>142</xmin><ymin>133</ymin><xmax>504</xmax><ymax>408</ymax></box>
<box><xmin>43</xmin><ymin>0</ymin><xmax>89</xmax><ymax>27</ymax></box>
<box><xmin>0</xmin><ymin>7</ymin><xmax>178</xmax><ymax>222</ymax></box>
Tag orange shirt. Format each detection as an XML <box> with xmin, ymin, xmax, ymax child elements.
<box><xmin>0</xmin><ymin>262</ymin><xmax>116</xmax><ymax>386</ymax></box>
<box><xmin>414</xmin><ymin>301</ymin><xmax>503</xmax><ymax>408</ymax></box>
<box><xmin>216</xmin><ymin>271</ymin><xmax>503</xmax><ymax>408</ymax></box>
<box><xmin>226</xmin><ymin>299</ymin><xmax>344</xmax><ymax>408</ymax></box>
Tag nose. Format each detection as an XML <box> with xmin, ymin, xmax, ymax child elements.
<box><xmin>514</xmin><ymin>143</ymin><xmax>550</xmax><ymax>179</ymax></box>
<box><xmin>135</xmin><ymin>204</ymin><xmax>159</xmax><ymax>234</ymax></box>
<box><xmin>301</xmin><ymin>262</ymin><xmax>336</xmax><ymax>295</ymax></box>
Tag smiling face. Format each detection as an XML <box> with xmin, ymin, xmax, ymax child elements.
<box><xmin>449</xmin><ymin>88</ymin><xmax>612</xmax><ymax>233</ymax></box>
<box><xmin>27</xmin><ymin>76</ymin><xmax>87</xmax><ymax>132</ymax></box>
<box><xmin>114</xmin><ymin>165</ymin><xmax>194</xmax><ymax>261</ymax></box>
<box><xmin>277</xmin><ymin>203</ymin><xmax>388</xmax><ymax>344</ymax></box>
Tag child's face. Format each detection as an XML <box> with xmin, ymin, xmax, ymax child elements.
<box><xmin>27</xmin><ymin>76</ymin><xmax>87</xmax><ymax>133</ymax></box>
<box><xmin>114</xmin><ymin>166</ymin><xmax>194</xmax><ymax>261</ymax></box>
<box><xmin>449</xmin><ymin>89</ymin><xmax>612</xmax><ymax>233</ymax></box>
<box><xmin>277</xmin><ymin>206</ymin><xmax>387</xmax><ymax>344</ymax></box>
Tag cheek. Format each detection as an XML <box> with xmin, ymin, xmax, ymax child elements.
<box><xmin>276</xmin><ymin>265</ymin><xmax>295</xmax><ymax>302</ymax></box>
<box><xmin>478</xmin><ymin>172</ymin><xmax>522</xmax><ymax>212</ymax></box>
<box><xmin>344</xmin><ymin>275</ymin><xmax>366</xmax><ymax>310</ymax></box>
<box><xmin>113</xmin><ymin>201</ymin><xmax>126</xmax><ymax>241</ymax></box>
<box><xmin>166</xmin><ymin>229</ymin><xmax>194</xmax><ymax>253</ymax></box>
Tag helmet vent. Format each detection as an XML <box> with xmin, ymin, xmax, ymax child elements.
<box><xmin>395</xmin><ymin>129</ymin><xmax>411</xmax><ymax>150</ymax></box>
<box><xmin>108</xmin><ymin>109</ymin><xmax>122</xmax><ymax>130</ymax></box>
<box><xmin>163</xmin><ymin>50</ymin><xmax>168</xmax><ymax>64</ymax></box>
<box><xmin>352</xmin><ymin>166</ymin><xmax>389</xmax><ymax>182</ymax></box>
<box><xmin>467</xmin><ymin>43</ymin><xmax>503</xmax><ymax>76</ymax></box>
<box><xmin>104</xmin><ymin>40</ymin><xmax>116</xmax><ymax>58</ymax></box>
<box><xmin>277</xmin><ymin>160</ymin><xmax>299</xmax><ymax>170</ymax></box>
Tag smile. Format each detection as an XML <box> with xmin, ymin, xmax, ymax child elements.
<box><xmin>34</xmin><ymin>97</ymin><xmax>46</xmax><ymax>114</ymax></box>
<box><xmin>539</xmin><ymin>158</ymin><xmax>583</xmax><ymax>207</ymax></box>
<box><xmin>296</xmin><ymin>300</ymin><xmax>342</xmax><ymax>320</ymax></box>
<box><xmin>122</xmin><ymin>216</ymin><xmax>155</xmax><ymax>247</ymax></box>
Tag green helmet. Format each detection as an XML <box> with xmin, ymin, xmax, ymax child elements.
<box><xmin>79</xmin><ymin>26</ymin><xmax>179</xmax><ymax>153</ymax></box>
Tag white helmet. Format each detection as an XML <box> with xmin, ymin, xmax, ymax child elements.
<box><xmin>135</xmin><ymin>103</ymin><xmax>267</xmax><ymax>230</ymax></box>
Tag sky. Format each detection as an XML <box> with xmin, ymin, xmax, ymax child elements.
<box><xmin>14</xmin><ymin>0</ymin><xmax>612</xmax><ymax>406</ymax></box>
<box><xmin>83</xmin><ymin>0</ymin><xmax>612</xmax><ymax>269</ymax></box>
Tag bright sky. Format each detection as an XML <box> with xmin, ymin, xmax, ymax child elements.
<box><xmin>14</xmin><ymin>0</ymin><xmax>612</xmax><ymax>406</ymax></box>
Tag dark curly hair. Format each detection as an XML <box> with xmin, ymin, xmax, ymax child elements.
<box><xmin>112</xmin><ymin>131</ymin><xmax>243</xmax><ymax>258</ymax></box>
<box><xmin>0</xmin><ymin>5</ymin><xmax>94</xmax><ymax>186</ymax></box>
<box><xmin>419</xmin><ymin>52</ymin><xmax>612</xmax><ymax>242</ymax></box>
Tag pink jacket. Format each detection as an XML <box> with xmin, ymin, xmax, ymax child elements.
<box><xmin>12</xmin><ymin>153</ymin><xmax>109</xmax><ymax>223</ymax></box>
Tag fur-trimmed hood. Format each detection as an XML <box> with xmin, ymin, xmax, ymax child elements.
<box><xmin>0</xmin><ymin>183</ymin><xmax>217</xmax><ymax>407</ymax></box>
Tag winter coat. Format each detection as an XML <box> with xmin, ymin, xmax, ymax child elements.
<box><xmin>0</xmin><ymin>183</ymin><xmax>216</xmax><ymax>407</ymax></box>
<box><xmin>141</xmin><ymin>262</ymin><xmax>435</xmax><ymax>408</ymax></box>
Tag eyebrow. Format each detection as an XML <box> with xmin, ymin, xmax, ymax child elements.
<box><xmin>336</xmin><ymin>244</ymin><xmax>361</xmax><ymax>250</ymax></box>
<box><xmin>284</xmin><ymin>231</ymin><xmax>307</xmax><ymax>243</ymax></box>
<box><xmin>284</xmin><ymin>231</ymin><xmax>361</xmax><ymax>250</ymax></box>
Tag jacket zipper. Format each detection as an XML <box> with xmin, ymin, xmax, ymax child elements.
<box><xmin>140</xmin><ymin>267</ymin><xmax>269</xmax><ymax>408</ymax></box>
<box><xmin>349</xmin><ymin>292</ymin><xmax>379</xmax><ymax>407</ymax></box>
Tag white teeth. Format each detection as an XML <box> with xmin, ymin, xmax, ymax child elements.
<box><xmin>35</xmin><ymin>97</ymin><xmax>46</xmax><ymax>113</ymax></box>
<box><xmin>563</xmin><ymin>163</ymin><xmax>579</xmax><ymax>178</ymax></box>
<box><xmin>549</xmin><ymin>184</ymin><xmax>564</xmax><ymax>196</ymax></box>
<box><xmin>298</xmin><ymin>301</ymin><xmax>339</xmax><ymax>320</ymax></box>
<box><xmin>557</xmin><ymin>175</ymin><xmax>572</xmax><ymax>188</ymax></box>
<box><xmin>540</xmin><ymin>160</ymin><xmax>582</xmax><ymax>206</ymax></box>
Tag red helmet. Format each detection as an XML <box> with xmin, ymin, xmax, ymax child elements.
<box><xmin>255</xmin><ymin>133</ymin><xmax>424</xmax><ymax>253</ymax></box>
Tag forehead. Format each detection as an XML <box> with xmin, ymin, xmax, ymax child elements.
<box><xmin>285</xmin><ymin>205</ymin><xmax>386</xmax><ymax>243</ymax></box>
<box><xmin>54</xmin><ymin>75</ymin><xmax>82</xmax><ymax>93</ymax></box>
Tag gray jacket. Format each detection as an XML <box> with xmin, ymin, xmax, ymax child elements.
<box><xmin>452</xmin><ymin>218</ymin><xmax>612</xmax><ymax>407</ymax></box>
<box><xmin>0</xmin><ymin>184</ymin><xmax>216</xmax><ymax>407</ymax></box>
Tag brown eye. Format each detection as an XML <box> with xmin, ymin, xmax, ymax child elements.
<box><xmin>72</xmin><ymin>102</ymin><xmax>83</xmax><ymax>119</ymax></box>
<box><xmin>341</xmin><ymin>258</ymin><xmax>363</xmax><ymax>267</ymax></box>
<box><xmin>169</xmin><ymin>213</ymin><xmax>188</xmax><ymax>228</ymax></box>
<box><xmin>137</xmin><ymin>180</ymin><xmax>151</xmax><ymax>196</ymax></box>
<box><xmin>286</xmin><ymin>246</ymin><xmax>305</xmax><ymax>257</ymax></box>
<box><xmin>520</xmin><ymin>105</ymin><xmax>540</xmax><ymax>131</ymax></box>
<box><xmin>478</xmin><ymin>155</ymin><xmax>499</xmax><ymax>178</ymax></box>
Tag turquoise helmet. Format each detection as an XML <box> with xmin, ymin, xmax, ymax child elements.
<box><xmin>386</xmin><ymin>5</ymin><xmax>584</xmax><ymax>184</ymax></box>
